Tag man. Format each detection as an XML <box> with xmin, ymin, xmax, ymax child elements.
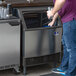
<box><xmin>47</xmin><ymin>0</ymin><xmax>76</xmax><ymax>76</ymax></box>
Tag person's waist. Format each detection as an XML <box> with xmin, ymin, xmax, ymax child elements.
<box><xmin>61</xmin><ymin>15</ymin><xmax>76</xmax><ymax>23</ymax></box>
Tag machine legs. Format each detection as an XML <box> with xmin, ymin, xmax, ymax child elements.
<box><xmin>13</xmin><ymin>66</ymin><xmax>20</xmax><ymax>74</ymax></box>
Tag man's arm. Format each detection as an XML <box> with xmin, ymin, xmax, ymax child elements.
<box><xmin>52</xmin><ymin>0</ymin><xmax>66</xmax><ymax>15</ymax></box>
<box><xmin>48</xmin><ymin>12</ymin><xmax>59</xmax><ymax>26</ymax></box>
<box><xmin>47</xmin><ymin>0</ymin><xmax>66</xmax><ymax>19</ymax></box>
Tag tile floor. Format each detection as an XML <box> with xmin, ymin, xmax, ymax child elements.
<box><xmin>0</xmin><ymin>64</ymin><xmax>54</xmax><ymax>76</ymax></box>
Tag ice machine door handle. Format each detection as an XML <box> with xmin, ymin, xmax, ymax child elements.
<box><xmin>0</xmin><ymin>18</ymin><xmax>20</xmax><ymax>26</ymax></box>
<box><xmin>9</xmin><ymin>21</ymin><xmax>20</xmax><ymax>26</ymax></box>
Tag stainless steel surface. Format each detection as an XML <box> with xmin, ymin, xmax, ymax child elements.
<box><xmin>25</xmin><ymin>28</ymin><xmax>62</xmax><ymax>58</ymax></box>
<box><xmin>0</xmin><ymin>22</ymin><xmax>20</xmax><ymax>69</ymax></box>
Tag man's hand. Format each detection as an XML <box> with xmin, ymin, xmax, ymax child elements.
<box><xmin>48</xmin><ymin>20</ymin><xmax>55</xmax><ymax>27</ymax></box>
<box><xmin>47</xmin><ymin>10</ymin><xmax>54</xmax><ymax>19</ymax></box>
<box><xmin>47</xmin><ymin>12</ymin><xmax>59</xmax><ymax>27</ymax></box>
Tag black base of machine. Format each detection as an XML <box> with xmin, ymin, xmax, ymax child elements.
<box><xmin>26</xmin><ymin>53</ymin><xmax>60</xmax><ymax>67</ymax></box>
<box><xmin>41</xmin><ymin>73</ymin><xmax>63</xmax><ymax>76</ymax></box>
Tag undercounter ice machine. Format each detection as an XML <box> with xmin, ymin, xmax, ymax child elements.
<box><xmin>19</xmin><ymin>7</ymin><xmax>62</xmax><ymax>74</ymax></box>
<box><xmin>4</xmin><ymin>0</ymin><xmax>62</xmax><ymax>74</ymax></box>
